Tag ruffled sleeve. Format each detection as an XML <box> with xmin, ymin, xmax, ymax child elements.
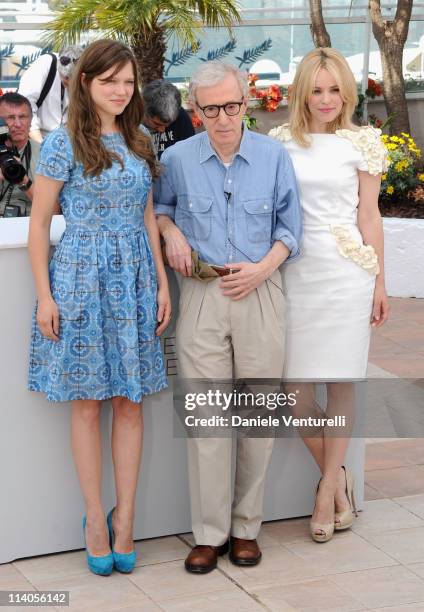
<box><xmin>36</xmin><ymin>126</ymin><xmax>74</xmax><ymax>182</ymax></box>
<box><xmin>336</xmin><ymin>126</ymin><xmax>389</xmax><ymax>175</ymax></box>
<box><xmin>268</xmin><ymin>123</ymin><xmax>292</xmax><ymax>143</ymax></box>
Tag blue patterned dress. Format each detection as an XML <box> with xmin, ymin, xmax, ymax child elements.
<box><xmin>28</xmin><ymin>126</ymin><xmax>167</xmax><ymax>402</ymax></box>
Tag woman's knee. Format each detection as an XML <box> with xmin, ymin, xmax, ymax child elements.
<box><xmin>112</xmin><ymin>397</ymin><xmax>142</xmax><ymax>422</ymax></box>
<box><xmin>72</xmin><ymin>400</ymin><xmax>102</xmax><ymax>422</ymax></box>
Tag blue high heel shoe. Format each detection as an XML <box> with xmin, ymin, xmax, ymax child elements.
<box><xmin>107</xmin><ymin>508</ymin><xmax>137</xmax><ymax>573</ymax></box>
<box><xmin>82</xmin><ymin>516</ymin><xmax>114</xmax><ymax>576</ymax></box>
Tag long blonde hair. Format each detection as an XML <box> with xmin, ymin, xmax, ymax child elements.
<box><xmin>289</xmin><ymin>47</ymin><xmax>358</xmax><ymax>147</ymax></box>
<box><xmin>67</xmin><ymin>39</ymin><xmax>159</xmax><ymax>178</ymax></box>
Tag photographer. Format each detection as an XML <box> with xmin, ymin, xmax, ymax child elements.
<box><xmin>142</xmin><ymin>80</ymin><xmax>194</xmax><ymax>159</ymax></box>
<box><xmin>0</xmin><ymin>93</ymin><xmax>39</xmax><ymax>218</ymax></box>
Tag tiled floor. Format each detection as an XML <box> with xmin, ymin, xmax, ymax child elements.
<box><xmin>2</xmin><ymin>298</ymin><xmax>423</xmax><ymax>611</ymax></box>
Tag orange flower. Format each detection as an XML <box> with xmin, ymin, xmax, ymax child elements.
<box><xmin>248</xmin><ymin>73</ymin><xmax>259</xmax><ymax>85</ymax></box>
<box><xmin>249</xmin><ymin>86</ymin><xmax>258</xmax><ymax>98</ymax></box>
<box><xmin>191</xmin><ymin>113</ymin><xmax>202</xmax><ymax>128</ymax></box>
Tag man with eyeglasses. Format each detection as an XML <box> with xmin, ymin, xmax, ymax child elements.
<box><xmin>154</xmin><ymin>61</ymin><xmax>302</xmax><ymax>574</ymax></box>
<box><xmin>18</xmin><ymin>45</ymin><xmax>83</xmax><ymax>143</ymax></box>
<box><xmin>0</xmin><ymin>93</ymin><xmax>39</xmax><ymax>217</ymax></box>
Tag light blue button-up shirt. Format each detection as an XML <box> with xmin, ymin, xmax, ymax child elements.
<box><xmin>153</xmin><ymin>128</ymin><xmax>302</xmax><ymax>266</ymax></box>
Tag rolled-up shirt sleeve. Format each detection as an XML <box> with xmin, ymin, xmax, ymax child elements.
<box><xmin>153</xmin><ymin>152</ymin><xmax>177</xmax><ymax>219</ymax></box>
<box><xmin>273</xmin><ymin>148</ymin><xmax>303</xmax><ymax>261</ymax></box>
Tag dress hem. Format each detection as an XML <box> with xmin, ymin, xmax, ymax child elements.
<box><xmin>28</xmin><ymin>381</ymin><xmax>168</xmax><ymax>404</ymax></box>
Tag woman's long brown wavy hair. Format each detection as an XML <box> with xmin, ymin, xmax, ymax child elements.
<box><xmin>67</xmin><ymin>39</ymin><xmax>159</xmax><ymax>178</ymax></box>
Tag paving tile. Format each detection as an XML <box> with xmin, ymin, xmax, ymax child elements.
<box><xmin>364</xmin><ymin>484</ymin><xmax>387</xmax><ymax>501</ymax></box>
<box><xmin>330</xmin><ymin>565</ymin><xmax>424</xmax><ymax>609</ymax></box>
<box><xmin>284</xmin><ymin>531</ymin><xmax>397</xmax><ymax>575</ymax></box>
<box><xmin>365</xmin><ymin>466</ymin><xmax>424</xmax><ymax>498</ymax></box>
<box><xmin>158</xmin><ymin>586</ymin><xmax>264</xmax><ymax>611</ymax></box>
<box><xmin>106</xmin><ymin>601</ymin><xmax>162</xmax><ymax>612</ymax></box>
<box><xmin>364</xmin><ymin>527</ymin><xmax>424</xmax><ymax>565</ymax></box>
<box><xmin>368</xmin><ymin>355</ymin><xmax>424</xmax><ymax>378</ymax></box>
<box><xmin>387</xmin><ymin>439</ymin><xmax>424</xmax><ymax>465</ymax></box>
<box><xmin>394</xmin><ymin>494</ymin><xmax>424</xmax><ymax>519</ymax></box>
<box><xmin>31</xmin><ymin>572</ymin><xmax>148</xmax><ymax>612</ymax></box>
<box><xmin>261</xmin><ymin>517</ymin><xmax>311</xmax><ymax>544</ymax></box>
<box><xmin>371</xmin><ymin>604</ymin><xmax>424</xmax><ymax>611</ymax></box>
<box><xmin>0</xmin><ymin>563</ymin><xmax>34</xmax><ymax>589</ymax></box>
<box><xmin>134</xmin><ymin>535</ymin><xmax>190</xmax><ymax>567</ymax></box>
<box><xmin>378</xmin><ymin>321</ymin><xmax>424</xmax><ymax>352</ymax></box>
<box><xmin>217</xmin><ymin>545</ymin><xmax>323</xmax><ymax>590</ymax></box>
<box><xmin>365</xmin><ymin>442</ymin><xmax>416</xmax><ymax>470</ymax></box>
<box><xmin>13</xmin><ymin>550</ymin><xmax>88</xmax><ymax>583</ymax></box>
<box><xmin>351</xmin><ymin>499</ymin><xmax>424</xmax><ymax>536</ymax></box>
<box><xmin>252</xmin><ymin>577</ymin><xmax>365</xmax><ymax>611</ymax></box>
<box><xmin>128</xmin><ymin>559</ymin><xmax>233</xmax><ymax>601</ymax></box>
<box><xmin>405</xmin><ymin>562</ymin><xmax>424</xmax><ymax>579</ymax></box>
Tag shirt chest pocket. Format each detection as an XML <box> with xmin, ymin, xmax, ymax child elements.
<box><xmin>176</xmin><ymin>195</ymin><xmax>213</xmax><ymax>240</ymax></box>
<box><xmin>243</xmin><ymin>198</ymin><xmax>273</xmax><ymax>243</ymax></box>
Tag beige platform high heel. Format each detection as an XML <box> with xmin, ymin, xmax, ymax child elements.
<box><xmin>310</xmin><ymin>478</ymin><xmax>335</xmax><ymax>543</ymax></box>
<box><xmin>334</xmin><ymin>466</ymin><xmax>358</xmax><ymax>531</ymax></box>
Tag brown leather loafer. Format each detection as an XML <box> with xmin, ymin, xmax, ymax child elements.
<box><xmin>229</xmin><ymin>536</ymin><xmax>262</xmax><ymax>566</ymax></box>
<box><xmin>184</xmin><ymin>541</ymin><xmax>229</xmax><ymax>574</ymax></box>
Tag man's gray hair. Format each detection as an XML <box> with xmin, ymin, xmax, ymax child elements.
<box><xmin>188</xmin><ymin>61</ymin><xmax>248</xmax><ymax>104</ymax></box>
<box><xmin>142</xmin><ymin>80</ymin><xmax>181</xmax><ymax>124</ymax></box>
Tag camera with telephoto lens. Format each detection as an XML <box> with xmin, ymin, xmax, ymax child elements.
<box><xmin>0</xmin><ymin>117</ymin><xmax>26</xmax><ymax>184</ymax></box>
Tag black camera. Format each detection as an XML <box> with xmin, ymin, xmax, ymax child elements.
<box><xmin>0</xmin><ymin>117</ymin><xmax>26</xmax><ymax>184</ymax></box>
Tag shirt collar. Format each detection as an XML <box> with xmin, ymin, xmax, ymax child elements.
<box><xmin>199</xmin><ymin>126</ymin><xmax>253</xmax><ymax>165</ymax></box>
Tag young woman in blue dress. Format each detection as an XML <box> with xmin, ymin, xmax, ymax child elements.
<box><xmin>28</xmin><ymin>40</ymin><xmax>170</xmax><ymax>575</ymax></box>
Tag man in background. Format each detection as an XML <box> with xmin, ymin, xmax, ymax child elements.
<box><xmin>18</xmin><ymin>45</ymin><xmax>83</xmax><ymax>142</ymax></box>
<box><xmin>0</xmin><ymin>93</ymin><xmax>39</xmax><ymax>217</ymax></box>
<box><xmin>142</xmin><ymin>80</ymin><xmax>194</xmax><ymax>159</ymax></box>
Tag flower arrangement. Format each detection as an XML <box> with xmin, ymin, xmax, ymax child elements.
<box><xmin>380</xmin><ymin>133</ymin><xmax>423</xmax><ymax>199</ymax></box>
<box><xmin>366</xmin><ymin>78</ymin><xmax>382</xmax><ymax>98</ymax></box>
<box><xmin>248</xmin><ymin>74</ymin><xmax>284</xmax><ymax>112</ymax></box>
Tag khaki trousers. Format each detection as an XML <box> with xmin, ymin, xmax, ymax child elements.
<box><xmin>176</xmin><ymin>270</ymin><xmax>285</xmax><ymax>545</ymax></box>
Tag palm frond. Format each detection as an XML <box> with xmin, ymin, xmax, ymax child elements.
<box><xmin>164</xmin><ymin>40</ymin><xmax>201</xmax><ymax>75</ymax></box>
<box><xmin>235</xmin><ymin>38</ymin><xmax>272</xmax><ymax>68</ymax></box>
<box><xmin>199</xmin><ymin>38</ymin><xmax>237</xmax><ymax>62</ymax></box>
<box><xmin>0</xmin><ymin>43</ymin><xmax>15</xmax><ymax>61</ymax></box>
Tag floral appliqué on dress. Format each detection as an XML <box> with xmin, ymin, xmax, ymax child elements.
<box><xmin>330</xmin><ymin>225</ymin><xmax>380</xmax><ymax>275</ymax></box>
<box><xmin>335</xmin><ymin>126</ymin><xmax>389</xmax><ymax>176</ymax></box>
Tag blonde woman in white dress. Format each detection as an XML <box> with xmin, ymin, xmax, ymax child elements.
<box><xmin>270</xmin><ymin>48</ymin><xmax>389</xmax><ymax>542</ymax></box>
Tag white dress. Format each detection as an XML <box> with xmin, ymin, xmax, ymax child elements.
<box><xmin>269</xmin><ymin>125</ymin><xmax>388</xmax><ymax>379</ymax></box>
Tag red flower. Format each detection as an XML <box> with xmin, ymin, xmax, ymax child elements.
<box><xmin>191</xmin><ymin>113</ymin><xmax>202</xmax><ymax>128</ymax></box>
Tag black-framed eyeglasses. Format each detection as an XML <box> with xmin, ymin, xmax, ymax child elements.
<box><xmin>197</xmin><ymin>101</ymin><xmax>244</xmax><ymax>119</ymax></box>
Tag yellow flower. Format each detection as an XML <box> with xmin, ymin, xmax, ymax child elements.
<box><xmin>386</xmin><ymin>143</ymin><xmax>397</xmax><ymax>150</ymax></box>
<box><xmin>418</xmin><ymin>173</ymin><xmax>424</xmax><ymax>182</ymax></box>
<box><xmin>401</xmin><ymin>132</ymin><xmax>410</xmax><ymax>138</ymax></box>
<box><xmin>391</xmin><ymin>136</ymin><xmax>399</xmax><ymax>142</ymax></box>
<box><xmin>394</xmin><ymin>160</ymin><xmax>409</xmax><ymax>172</ymax></box>
<box><xmin>381</xmin><ymin>134</ymin><xmax>389</xmax><ymax>142</ymax></box>
<box><xmin>381</xmin><ymin>173</ymin><xmax>387</xmax><ymax>181</ymax></box>
<box><xmin>386</xmin><ymin>185</ymin><xmax>394</xmax><ymax>195</ymax></box>
<box><xmin>398</xmin><ymin>138</ymin><xmax>405</xmax><ymax>144</ymax></box>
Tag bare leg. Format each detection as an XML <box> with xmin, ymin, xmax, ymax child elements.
<box><xmin>286</xmin><ymin>383</ymin><xmax>355</xmax><ymax>535</ymax></box>
<box><xmin>111</xmin><ymin>396</ymin><xmax>143</xmax><ymax>553</ymax></box>
<box><xmin>71</xmin><ymin>399</ymin><xmax>110</xmax><ymax>555</ymax></box>
<box><xmin>310</xmin><ymin>383</ymin><xmax>355</xmax><ymax>534</ymax></box>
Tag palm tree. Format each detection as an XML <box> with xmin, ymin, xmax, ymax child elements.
<box><xmin>43</xmin><ymin>0</ymin><xmax>241</xmax><ymax>84</ymax></box>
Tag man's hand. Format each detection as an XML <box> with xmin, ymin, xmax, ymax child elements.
<box><xmin>163</xmin><ymin>224</ymin><xmax>192</xmax><ymax>276</ymax></box>
<box><xmin>220</xmin><ymin>261</ymin><xmax>269</xmax><ymax>300</ymax></box>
